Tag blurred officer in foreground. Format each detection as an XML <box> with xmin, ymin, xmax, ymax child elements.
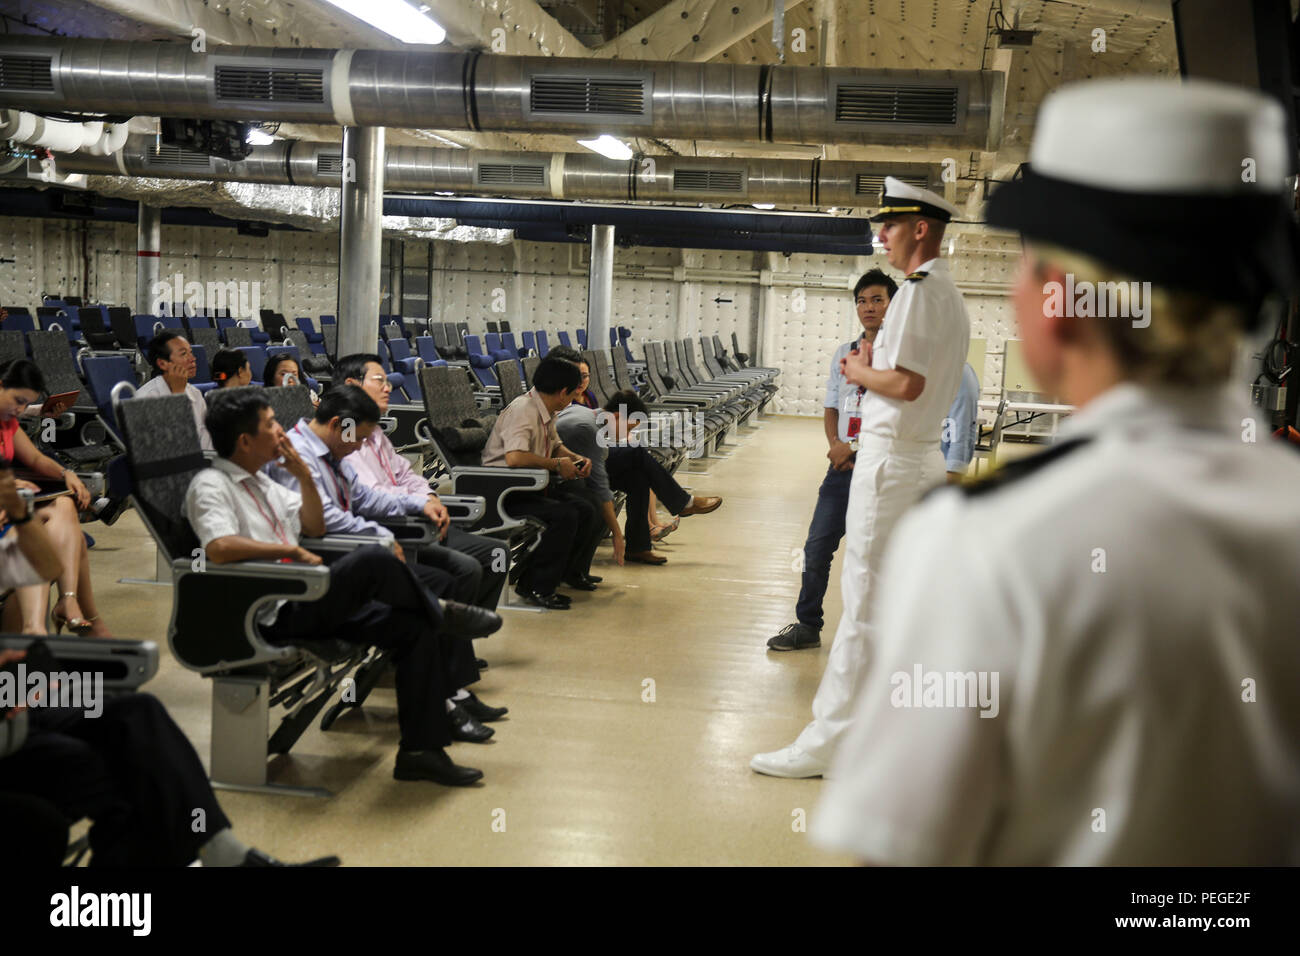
<box><xmin>813</xmin><ymin>78</ymin><xmax>1300</xmax><ymax>864</ymax></box>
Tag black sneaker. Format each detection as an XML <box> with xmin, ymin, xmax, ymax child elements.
<box><xmin>766</xmin><ymin>623</ymin><xmax>821</xmax><ymax>651</ymax></box>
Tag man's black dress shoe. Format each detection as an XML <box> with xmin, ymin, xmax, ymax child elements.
<box><xmin>461</xmin><ymin>691</ymin><xmax>508</xmax><ymax>722</ymax></box>
<box><xmin>584</xmin><ymin>573</ymin><xmax>603</xmax><ymax>584</ymax></box>
<box><xmin>514</xmin><ymin>588</ymin><xmax>571</xmax><ymax>609</ymax></box>
<box><xmin>562</xmin><ymin>577</ymin><xmax>598</xmax><ymax>592</ymax></box>
<box><xmin>393</xmin><ymin>748</ymin><xmax>483</xmax><ymax>786</ymax></box>
<box><xmin>448</xmin><ymin>703</ymin><xmax>494</xmax><ymax>742</ymax></box>
<box><xmin>241</xmin><ymin>849</ymin><xmax>341</xmax><ymax>867</ymax></box>
<box><xmin>439</xmin><ymin>600</ymin><xmax>503</xmax><ymax>639</ymax></box>
<box><xmin>475</xmin><ymin>657</ymin><xmax>489</xmax><ymax>670</ymax></box>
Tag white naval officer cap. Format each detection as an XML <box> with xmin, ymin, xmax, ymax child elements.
<box><xmin>869</xmin><ymin>176</ymin><xmax>961</xmax><ymax>224</ymax></box>
<box><xmin>985</xmin><ymin>77</ymin><xmax>1298</xmax><ymax>323</ymax></box>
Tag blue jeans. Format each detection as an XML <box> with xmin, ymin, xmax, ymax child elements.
<box><xmin>794</xmin><ymin>464</ymin><xmax>854</xmax><ymax>631</ymax></box>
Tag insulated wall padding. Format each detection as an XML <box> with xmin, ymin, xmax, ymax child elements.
<box><xmin>765</xmin><ymin>284</ymin><xmax>859</xmax><ymax>416</ymax></box>
<box><xmin>611</xmin><ymin>278</ymin><xmax>675</xmax><ymax>357</ymax></box>
<box><xmin>0</xmin><ymin>218</ymin><xmax>45</xmax><ymax>309</ymax></box>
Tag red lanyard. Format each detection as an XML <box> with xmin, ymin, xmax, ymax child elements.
<box><xmin>241</xmin><ymin>480</ymin><xmax>292</xmax><ymax>546</ymax></box>
<box><xmin>294</xmin><ymin>423</ymin><xmax>350</xmax><ymax>512</ymax></box>
<box><xmin>367</xmin><ymin>435</ymin><xmax>398</xmax><ymax>486</ymax></box>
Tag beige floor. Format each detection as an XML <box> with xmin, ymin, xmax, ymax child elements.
<box><xmin>88</xmin><ymin>414</ymin><xmax>858</xmax><ymax>865</ymax></box>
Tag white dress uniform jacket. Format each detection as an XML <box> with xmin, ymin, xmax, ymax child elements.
<box><xmin>812</xmin><ymin>383</ymin><xmax>1300</xmax><ymax>864</ymax></box>
<box><xmin>793</xmin><ymin>257</ymin><xmax>970</xmax><ymax>764</ymax></box>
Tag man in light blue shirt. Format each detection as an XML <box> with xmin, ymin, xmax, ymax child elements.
<box><xmin>766</xmin><ymin>269</ymin><xmax>896</xmax><ymax>652</ymax></box>
<box><xmin>940</xmin><ymin>363</ymin><xmax>982</xmax><ymax>478</ymax></box>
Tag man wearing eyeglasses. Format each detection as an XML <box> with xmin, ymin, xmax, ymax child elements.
<box><xmin>334</xmin><ymin>353</ymin><xmax>507</xmax><ymax>616</ymax></box>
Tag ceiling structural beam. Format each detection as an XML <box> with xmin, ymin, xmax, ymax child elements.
<box><xmin>84</xmin><ymin>0</ymin><xmax>401</xmax><ymax>49</ymax></box>
<box><xmin>423</xmin><ymin>0</ymin><xmax>587</xmax><ymax>56</ymax></box>
<box><xmin>593</xmin><ymin>0</ymin><xmax>811</xmax><ymax>61</ymax></box>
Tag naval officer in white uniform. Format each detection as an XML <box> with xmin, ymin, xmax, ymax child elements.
<box><xmin>751</xmin><ymin>178</ymin><xmax>970</xmax><ymax>777</ymax></box>
<box><xmin>812</xmin><ymin>78</ymin><xmax>1300</xmax><ymax>864</ymax></box>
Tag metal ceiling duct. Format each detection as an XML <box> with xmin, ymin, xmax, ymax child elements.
<box><xmin>53</xmin><ymin>135</ymin><xmax>939</xmax><ymax>207</ymax></box>
<box><xmin>0</xmin><ymin>38</ymin><xmax>1004</xmax><ymax>150</ymax></box>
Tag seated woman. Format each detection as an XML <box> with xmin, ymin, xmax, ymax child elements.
<box><xmin>264</xmin><ymin>354</ymin><xmax>319</xmax><ymax>406</ymax></box>
<box><xmin>210</xmin><ymin>348</ymin><xmax>251</xmax><ymax>389</ymax></box>
<box><xmin>0</xmin><ymin>360</ymin><xmax>108</xmax><ymax>636</ymax></box>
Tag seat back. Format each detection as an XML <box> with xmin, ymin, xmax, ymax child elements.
<box><xmin>260</xmin><ymin>310</ymin><xmax>290</xmax><ymax>341</ymax></box>
<box><xmin>494</xmin><ymin>359</ymin><xmax>525</xmax><ymax>406</ymax></box>
<box><xmin>189</xmin><ymin>327</ymin><xmax>222</xmax><ymax>356</ymax></box>
<box><xmin>184</xmin><ymin>314</ymin><xmax>215</xmax><ymax>331</ymax></box>
<box><xmin>27</xmin><ymin>330</ymin><xmax>90</xmax><ymax>406</ymax></box>
<box><xmin>0</xmin><ymin>330</ymin><xmax>26</xmax><ymax>366</ymax></box>
<box><xmin>499</xmin><ymin>319</ymin><xmax>512</xmax><ymax>333</ymax></box>
<box><xmin>82</xmin><ymin>354</ymin><xmax>136</xmax><ymax>433</ymax></box>
<box><xmin>77</xmin><ymin>307</ymin><xmax>117</xmax><ymax>348</ymax></box>
<box><xmin>701</xmin><ymin>335</ymin><xmax>726</xmax><ymax>377</ymax></box>
<box><xmin>644</xmin><ymin>342</ymin><xmax>675</xmax><ymax>397</ymax></box>
<box><xmin>611</xmin><ymin>345</ymin><xmax>638</xmax><ymax>393</ymax></box>
<box><xmin>556</xmin><ymin>330</ymin><xmax>572</xmax><ymax>348</ymax></box>
<box><xmin>680</xmin><ymin>338</ymin><xmax>713</xmax><ymax>386</ymax></box>
<box><xmin>584</xmin><ymin>349</ymin><xmax>614</xmax><ymax>405</ymax></box>
<box><xmin>381</xmin><ymin>322</ymin><xmax>403</xmax><ymax>343</ymax></box>
<box><xmin>224</xmin><ymin>326</ymin><xmax>254</xmax><ymax>348</ymax></box>
<box><xmin>264</xmin><ymin>385</ymin><xmax>315</xmax><ymax>432</ymax></box>
<box><xmin>116</xmin><ymin>392</ymin><xmax>205</xmax><ymax>563</ymax></box>
<box><xmin>486</xmin><ymin>320</ymin><xmax>500</xmax><ymax>334</ymax></box>
<box><xmin>191</xmin><ymin>343</ymin><xmax>211</xmax><ymax>383</ymax></box>
<box><xmin>415</xmin><ymin>335</ymin><xmax>441</xmax><ymax>364</ymax></box>
<box><xmin>661</xmin><ymin>338</ymin><xmax>691</xmax><ymax>387</ymax></box>
<box><xmin>534</xmin><ymin>330</ymin><xmax>550</xmax><ymax>357</ymax></box>
<box><xmin>521</xmin><ymin>355</ymin><xmax>540</xmax><ymax>388</ymax></box>
<box><xmin>237</xmin><ymin>346</ymin><xmax>269</xmax><ymax>381</ymax></box>
<box><xmin>575</xmin><ymin>329</ymin><xmax>587</xmax><ymax>349</ymax></box>
<box><xmin>322</xmin><ymin>324</ymin><xmax>338</xmax><ymax>359</ymax></box>
<box><xmin>1</xmin><ymin>312</ymin><xmax>36</xmax><ymax>333</ymax></box>
<box><xmin>419</xmin><ymin>365</ymin><xmax>497</xmax><ymax>467</ymax></box>
<box><xmin>520</xmin><ymin>331</ymin><xmax>537</xmax><ymax>355</ymax></box>
<box><xmin>500</xmin><ymin>331</ymin><xmax>520</xmax><ymax>357</ymax></box>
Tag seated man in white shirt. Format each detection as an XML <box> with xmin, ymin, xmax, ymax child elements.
<box><xmin>185</xmin><ymin>388</ymin><xmax>501</xmax><ymax>786</ymax></box>
<box><xmin>136</xmin><ymin>330</ymin><xmax>214</xmax><ymax>453</ymax></box>
<box><xmin>334</xmin><ymin>353</ymin><xmax>506</xmax><ymax>613</ymax></box>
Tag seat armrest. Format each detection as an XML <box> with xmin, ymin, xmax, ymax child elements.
<box><xmin>449</xmin><ymin>465</ymin><xmax>548</xmax><ymax>534</ymax></box>
<box><xmin>439</xmin><ymin>493</ymin><xmax>486</xmax><ymax>525</ymax></box>
<box><xmin>372</xmin><ymin>515</ymin><xmax>439</xmax><ymax>547</ymax></box>
<box><xmin>168</xmin><ymin>558</ymin><xmax>331</xmax><ymax>674</ymax></box>
<box><xmin>300</xmin><ymin>533</ymin><xmax>384</xmax><ymax>552</ymax></box>
<box><xmin>0</xmin><ymin>634</ymin><xmax>160</xmax><ymax>692</ymax></box>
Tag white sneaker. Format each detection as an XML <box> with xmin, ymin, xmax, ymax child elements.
<box><xmin>749</xmin><ymin>744</ymin><xmax>827</xmax><ymax>778</ymax></box>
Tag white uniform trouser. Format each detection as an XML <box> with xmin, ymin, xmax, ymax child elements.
<box><xmin>794</xmin><ymin>433</ymin><xmax>947</xmax><ymax>764</ymax></box>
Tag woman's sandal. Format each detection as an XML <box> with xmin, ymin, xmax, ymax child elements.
<box><xmin>51</xmin><ymin>591</ymin><xmax>94</xmax><ymax>636</ymax></box>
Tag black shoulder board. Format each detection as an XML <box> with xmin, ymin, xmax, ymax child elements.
<box><xmin>905</xmin><ymin>271</ymin><xmax>929</xmax><ymax>282</ymax></box>
<box><xmin>924</xmin><ymin>437</ymin><xmax>1093</xmax><ymax>503</ymax></box>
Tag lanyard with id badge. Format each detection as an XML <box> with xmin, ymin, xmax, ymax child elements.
<box><xmin>843</xmin><ymin>336</ymin><xmax>868</xmax><ymax>450</ymax></box>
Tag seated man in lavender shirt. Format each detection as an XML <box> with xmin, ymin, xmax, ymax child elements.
<box><xmin>335</xmin><ymin>354</ymin><xmax>506</xmax><ymax>612</ymax></box>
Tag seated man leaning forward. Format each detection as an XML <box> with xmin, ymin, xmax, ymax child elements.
<box><xmin>183</xmin><ymin>387</ymin><xmax>501</xmax><ymax>787</ymax></box>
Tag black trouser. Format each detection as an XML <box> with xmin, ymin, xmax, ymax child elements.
<box><xmin>419</xmin><ymin>526</ymin><xmax>507</xmax><ymax>610</ymax></box>
<box><xmin>605</xmin><ymin>445</ymin><xmax>693</xmax><ymax>552</ymax></box>
<box><xmin>265</xmin><ymin>545</ymin><xmax>479</xmax><ymax>750</ymax></box>
<box><xmin>0</xmin><ymin>694</ymin><xmax>231</xmax><ymax>867</ymax></box>
<box><xmin>559</xmin><ymin>479</ymin><xmax>610</xmax><ymax>576</ymax></box>
<box><xmin>505</xmin><ymin>489</ymin><xmax>599</xmax><ymax>594</ymax></box>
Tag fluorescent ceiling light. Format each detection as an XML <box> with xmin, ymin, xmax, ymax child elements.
<box><xmin>576</xmin><ymin>135</ymin><xmax>633</xmax><ymax>161</ymax></box>
<box><xmin>245</xmin><ymin>128</ymin><xmax>274</xmax><ymax>146</ymax></box>
<box><xmin>321</xmin><ymin>0</ymin><xmax>446</xmax><ymax>44</ymax></box>
<box><xmin>751</xmin><ymin>203</ymin><xmax>775</xmax><ymax>210</ymax></box>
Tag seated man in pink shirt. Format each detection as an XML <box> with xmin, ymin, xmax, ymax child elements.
<box><xmin>335</xmin><ymin>354</ymin><xmax>506</xmax><ymax>613</ymax></box>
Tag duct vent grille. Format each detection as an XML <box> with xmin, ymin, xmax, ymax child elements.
<box><xmin>145</xmin><ymin>145</ymin><xmax>214</xmax><ymax>170</ymax></box>
<box><xmin>673</xmin><ymin>169</ymin><xmax>744</xmax><ymax>193</ymax></box>
<box><xmin>854</xmin><ymin>173</ymin><xmax>929</xmax><ymax>196</ymax></box>
<box><xmin>530</xmin><ymin>76</ymin><xmax>645</xmax><ymax>116</ymax></box>
<box><xmin>477</xmin><ymin>163</ymin><xmax>547</xmax><ymax>186</ymax></box>
<box><xmin>0</xmin><ymin>55</ymin><xmax>54</xmax><ymax>91</ymax></box>
<box><xmin>215</xmin><ymin>66</ymin><xmax>325</xmax><ymax>103</ymax></box>
<box><xmin>316</xmin><ymin>152</ymin><xmax>343</xmax><ymax>176</ymax></box>
<box><xmin>835</xmin><ymin>85</ymin><xmax>959</xmax><ymax>126</ymax></box>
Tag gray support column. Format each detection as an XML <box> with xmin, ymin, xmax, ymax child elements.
<box><xmin>388</xmin><ymin>238</ymin><xmax>404</xmax><ymax>316</ymax></box>
<box><xmin>337</xmin><ymin>126</ymin><xmax>385</xmax><ymax>357</ymax></box>
<box><xmin>135</xmin><ymin>202</ymin><xmax>161</xmax><ymax>314</ymax></box>
<box><xmin>586</xmin><ymin>223</ymin><xmax>614</xmax><ymax>354</ymax></box>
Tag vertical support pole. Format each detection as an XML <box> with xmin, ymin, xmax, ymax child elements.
<box><xmin>338</xmin><ymin>126</ymin><xmax>385</xmax><ymax>357</ymax></box>
<box><xmin>135</xmin><ymin>203</ymin><xmax>161</xmax><ymax>314</ymax></box>
<box><xmin>586</xmin><ymin>224</ymin><xmax>614</xmax><ymax>354</ymax></box>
